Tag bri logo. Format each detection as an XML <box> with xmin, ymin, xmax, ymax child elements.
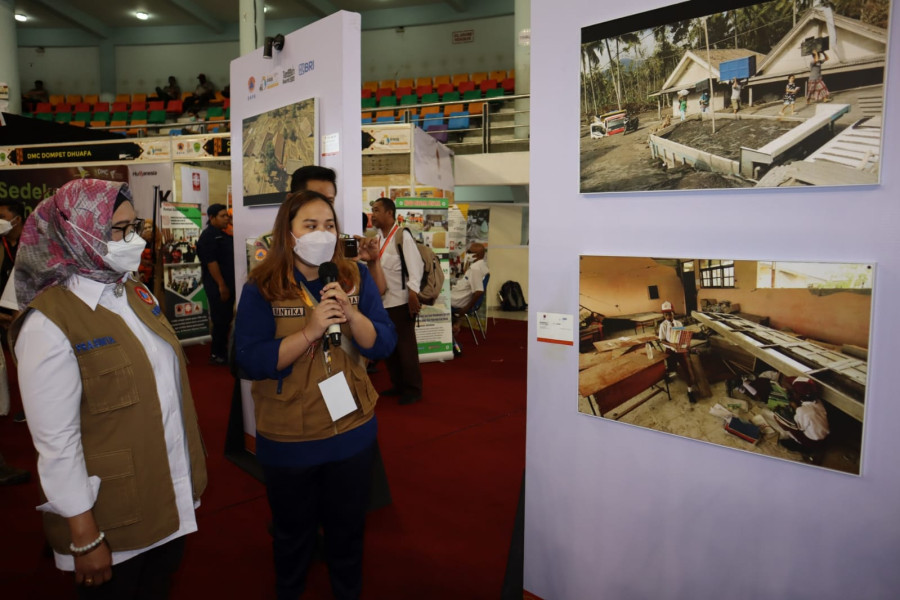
<box><xmin>298</xmin><ymin>60</ymin><xmax>314</xmax><ymax>76</ymax></box>
<box><xmin>74</xmin><ymin>337</ymin><xmax>116</xmax><ymax>353</ymax></box>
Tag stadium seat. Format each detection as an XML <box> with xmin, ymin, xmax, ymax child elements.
<box><xmin>34</xmin><ymin>102</ymin><xmax>52</xmax><ymax>113</ymax></box>
<box><xmin>415</xmin><ymin>76</ymin><xmax>433</xmax><ymax>88</ymax></box>
<box><xmin>110</xmin><ymin>119</ymin><xmax>128</xmax><ymax>133</ymax></box>
<box><xmin>502</xmin><ymin>78</ymin><xmax>515</xmax><ymax>94</ymax></box>
<box><xmin>362</xmin><ymin>81</ymin><xmax>379</xmax><ymax>93</ymax></box>
<box><xmin>93</xmin><ymin>102</ymin><xmax>110</xmax><ymax>113</ymax></box>
<box><xmin>397</xmin><ymin>78</ymin><xmax>414</xmax><ymax>89</ymax></box>
<box><xmin>49</xmin><ymin>94</ymin><xmax>65</xmax><ymax>106</ymax></box>
<box><xmin>111</xmin><ymin>111</ymin><xmax>130</xmax><ymax>122</ymax></box>
<box><xmin>375</xmin><ymin>109</ymin><xmax>396</xmax><ymax>122</ymax></box>
<box><xmin>433</xmin><ymin>74</ymin><xmax>451</xmax><ymax>87</ymax></box>
<box><xmin>485</xmin><ymin>88</ymin><xmax>505</xmax><ymax>100</ymax></box>
<box><xmin>421</xmin><ymin>92</ymin><xmax>440</xmax><ymax>104</ymax></box>
<box><xmin>472</xmin><ymin>72</ymin><xmax>489</xmax><ymax>86</ymax></box>
<box><xmin>490</xmin><ymin>70</ymin><xmax>507</xmax><ymax>83</ymax></box>
<box><xmin>130</xmin><ymin>102</ymin><xmax>147</xmax><ymax>114</ymax></box>
<box><xmin>362</xmin><ymin>88</ymin><xmax>373</xmax><ymax>99</ymax></box>
<box><xmin>442</xmin><ymin>91</ymin><xmax>461</xmax><ymax>103</ymax></box>
<box><xmin>132</xmin><ymin>93</ymin><xmax>147</xmax><ymax>104</ymax></box>
<box><xmin>480</xmin><ymin>79</ymin><xmax>498</xmax><ymax>93</ymax></box>
<box><xmin>112</xmin><ymin>102</ymin><xmax>129</xmax><ymax>113</ymax></box>
<box><xmin>36</xmin><ymin>113</ymin><xmax>54</xmax><ymax>121</ymax></box>
<box><xmin>166</xmin><ymin>99</ymin><xmax>183</xmax><ymax>116</ymax></box>
<box><xmin>452</xmin><ymin>73</ymin><xmax>469</xmax><ymax>88</ymax></box>
<box><xmin>378</xmin><ymin>95</ymin><xmax>397</xmax><ymax>108</ymax></box>
<box><xmin>83</xmin><ymin>94</ymin><xmax>100</xmax><ymax>105</ymax></box>
<box><xmin>419</xmin><ymin>106</ymin><xmax>443</xmax><ymax>129</ymax></box>
<box><xmin>395</xmin><ymin>85</ymin><xmax>413</xmax><ymax>98</ymax></box>
<box><xmin>130</xmin><ymin>110</ymin><xmax>148</xmax><ymax>123</ymax></box>
<box><xmin>361</xmin><ymin>112</ymin><xmax>373</xmax><ymax>124</ymax></box>
<box><xmin>361</xmin><ymin>97</ymin><xmax>377</xmax><ymax>110</ymax></box>
<box><xmin>54</xmin><ymin>103</ymin><xmax>72</xmax><ymax>114</ymax></box>
<box><xmin>443</xmin><ymin>103</ymin><xmax>464</xmax><ymax>117</ymax></box>
<box><xmin>92</xmin><ymin>111</ymin><xmax>110</xmax><ymax>125</ymax></box>
<box><xmin>148</xmin><ymin>110</ymin><xmax>167</xmax><ymax>125</ymax></box>
<box><xmin>436</xmin><ymin>83</ymin><xmax>454</xmax><ymax>97</ymax></box>
<box><xmin>425</xmin><ymin>123</ymin><xmax>449</xmax><ymax>143</ymax></box>
<box><xmin>74</xmin><ymin>111</ymin><xmax>93</xmax><ymax>123</ymax></box>
<box><xmin>416</xmin><ymin>84</ymin><xmax>433</xmax><ymax>98</ymax></box>
<box><xmin>207</xmin><ymin>106</ymin><xmax>225</xmax><ymax>121</ymax></box>
<box><xmin>457</xmin><ymin>81</ymin><xmax>476</xmax><ymax>94</ymax></box>
<box><xmin>65</xmin><ymin>94</ymin><xmax>82</xmax><ymax>104</ymax></box>
<box><xmin>448</xmin><ymin>111</ymin><xmax>470</xmax><ymax>131</ymax></box>
<box><xmin>115</xmin><ymin>94</ymin><xmax>131</xmax><ymax>104</ymax></box>
<box><xmin>378</xmin><ymin>79</ymin><xmax>396</xmax><ymax>91</ymax></box>
<box><xmin>375</xmin><ymin>88</ymin><xmax>393</xmax><ymax>102</ymax></box>
<box><xmin>127</xmin><ymin>119</ymin><xmax>147</xmax><ymax>136</ymax></box>
<box><xmin>55</xmin><ymin>113</ymin><xmax>73</xmax><ymax>124</ymax></box>
<box><xmin>149</xmin><ymin>100</ymin><xmax>165</xmax><ymax>112</ymax></box>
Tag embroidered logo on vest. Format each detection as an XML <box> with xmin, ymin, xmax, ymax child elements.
<box><xmin>348</xmin><ymin>295</ymin><xmax>359</xmax><ymax>305</ymax></box>
<box><xmin>272</xmin><ymin>307</ymin><xmax>306</xmax><ymax>317</ymax></box>
<box><xmin>74</xmin><ymin>336</ymin><xmax>117</xmax><ymax>353</ymax></box>
<box><xmin>135</xmin><ymin>287</ymin><xmax>155</xmax><ymax>305</ymax></box>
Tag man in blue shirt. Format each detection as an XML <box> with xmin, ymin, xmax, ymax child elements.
<box><xmin>197</xmin><ymin>203</ymin><xmax>234</xmax><ymax>364</ymax></box>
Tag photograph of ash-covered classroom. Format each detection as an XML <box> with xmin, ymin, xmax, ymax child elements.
<box><xmin>579</xmin><ymin>256</ymin><xmax>872</xmax><ymax>475</ymax></box>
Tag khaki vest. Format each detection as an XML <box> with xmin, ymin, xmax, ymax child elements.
<box><xmin>251</xmin><ymin>283</ymin><xmax>377</xmax><ymax>442</ymax></box>
<box><xmin>11</xmin><ymin>279</ymin><xmax>208</xmax><ymax>554</ymax></box>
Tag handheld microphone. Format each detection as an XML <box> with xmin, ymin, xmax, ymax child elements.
<box><xmin>318</xmin><ymin>261</ymin><xmax>342</xmax><ymax>347</ymax></box>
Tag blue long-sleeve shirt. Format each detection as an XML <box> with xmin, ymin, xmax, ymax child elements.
<box><xmin>234</xmin><ymin>262</ymin><xmax>396</xmax><ymax>467</ymax></box>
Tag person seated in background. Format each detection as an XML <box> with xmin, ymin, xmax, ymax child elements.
<box><xmin>183</xmin><ymin>73</ymin><xmax>215</xmax><ymax>115</ymax></box>
<box><xmin>657</xmin><ymin>301</ymin><xmax>696</xmax><ymax>404</ymax></box>
<box><xmin>22</xmin><ymin>80</ymin><xmax>49</xmax><ymax>112</ymax></box>
<box><xmin>450</xmin><ymin>243</ymin><xmax>489</xmax><ymax>328</ymax></box>
<box><xmin>154</xmin><ymin>76</ymin><xmax>181</xmax><ymax>103</ymax></box>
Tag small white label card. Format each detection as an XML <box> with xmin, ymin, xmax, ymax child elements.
<box><xmin>318</xmin><ymin>372</ymin><xmax>357</xmax><ymax>421</ymax></box>
<box><xmin>322</xmin><ymin>132</ymin><xmax>340</xmax><ymax>156</ymax></box>
<box><xmin>536</xmin><ymin>311</ymin><xmax>575</xmax><ymax>346</ymax></box>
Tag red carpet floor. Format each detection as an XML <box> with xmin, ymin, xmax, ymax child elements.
<box><xmin>0</xmin><ymin>318</ymin><xmax>527</xmax><ymax>599</ymax></box>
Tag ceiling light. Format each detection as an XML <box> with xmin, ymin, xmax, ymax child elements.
<box><xmin>136</xmin><ymin>11</ymin><xmax>150</xmax><ymax>21</ymax></box>
<box><xmin>15</xmin><ymin>14</ymin><xmax>28</xmax><ymax>22</ymax></box>
<box><xmin>264</xmin><ymin>5</ymin><xmax>269</xmax><ymax>13</ymax></box>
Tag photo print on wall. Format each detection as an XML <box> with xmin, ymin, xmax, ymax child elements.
<box><xmin>578</xmin><ymin>255</ymin><xmax>873</xmax><ymax>476</ymax></box>
<box><xmin>579</xmin><ymin>0</ymin><xmax>890</xmax><ymax>193</ymax></box>
<box><xmin>242</xmin><ymin>97</ymin><xmax>318</xmax><ymax>206</ymax></box>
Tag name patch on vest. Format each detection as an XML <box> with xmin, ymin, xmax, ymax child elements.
<box><xmin>74</xmin><ymin>336</ymin><xmax>117</xmax><ymax>353</ymax></box>
<box><xmin>272</xmin><ymin>307</ymin><xmax>306</xmax><ymax>317</ymax></box>
<box><xmin>348</xmin><ymin>295</ymin><xmax>359</xmax><ymax>306</ymax></box>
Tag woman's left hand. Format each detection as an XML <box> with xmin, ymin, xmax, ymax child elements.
<box><xmin>320</xmin><ymin>282</ymin><xmax>354</xmax><ymax>320</ymax></box>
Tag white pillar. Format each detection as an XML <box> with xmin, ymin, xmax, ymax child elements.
<box><xmin>239</xmin><ymin>0</ymin><xmax>265</xmax><ymax>56</ymax></box>
<box><xmin>0</xmin><ymin>0</ymin><xmax>22</xmax><ymax>113</ymax></box>
<box><xmin>514</xmin><ymin>0</ymin><xmax>530</xmax><ymax>140</ymax></box>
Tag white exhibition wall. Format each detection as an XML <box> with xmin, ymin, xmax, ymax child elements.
<box><xmin>526</xmin><ymin>1</ymin><xmax>900</xmax><ymax>599</ymax></box>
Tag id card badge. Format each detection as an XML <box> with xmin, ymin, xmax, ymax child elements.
<box><xmin>318</xmin><ymin>372</ymin><xmax>357</xmax><ymax>422</ymax></box>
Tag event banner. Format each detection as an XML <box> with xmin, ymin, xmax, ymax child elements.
<box><xmin>395</xmin><ymin>197</ymin><xmax>452</xmax><ymax>362</ymax></box>
<box><xmin>159</xmin><ymin>202</ymin><xmax>210</xmax><ymax>342</ymax></box>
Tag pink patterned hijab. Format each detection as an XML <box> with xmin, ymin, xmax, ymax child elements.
<box><xmin>15</xmin><ymin>178</ymin><xmax>131</xmax><ymax>309</ymax></box>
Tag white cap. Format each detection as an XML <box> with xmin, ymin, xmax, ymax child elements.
<box><xmin>661</xmin><ymin>301</ymin><xmax>673</xmax><ymax>312</ymax></box>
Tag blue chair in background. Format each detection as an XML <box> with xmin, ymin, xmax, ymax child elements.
<box><xmin>462</xmin><ymin>273</ymin><xmax>490</xmax><ymax>345</ymax></box>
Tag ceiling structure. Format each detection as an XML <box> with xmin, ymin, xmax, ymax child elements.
<box><xmin>12</xmin><ymin>0</ymin><xmax>501</xmax><ymax>36</ymax></box>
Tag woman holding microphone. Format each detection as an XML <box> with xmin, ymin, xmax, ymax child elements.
<box><xmin>234</xmin><ymin>189</ymin><xmax>396</xmax><ymax>600</ymax></box>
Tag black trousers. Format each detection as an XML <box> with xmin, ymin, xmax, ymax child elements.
<box><xmin>385</xmin><ymin>304</ymin><xmax>423</xmax><ymax>398</ymax></box>
<box><xmin>207</xmin><ymin>287</ymin><xmax>235</xmax><ymax>359</ymax></box>
<box><xmin>76</xmin><ymin>536</ymin><xmax>186</xmax><ymax>600</ymax></box>
<box><xmin>263</xmin><ymin>443</ymin><xmax>375</xmax><ymax>600</ymax></box>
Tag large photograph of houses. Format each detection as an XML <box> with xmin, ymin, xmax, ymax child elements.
<box><xmin>578</xmin><ymin>255</ymin><xmax>872</xmax><ymax>475</ymax></box>
<box><xmin>580</xmin><ymin>0</ymin><xmax>890</xmax><ymax>192</ymax></box>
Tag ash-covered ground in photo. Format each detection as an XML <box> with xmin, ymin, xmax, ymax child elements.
<box><xmin>664</xmin><ymin>118</ymin><xmax>801</xmax><ymax>161</ymax></box>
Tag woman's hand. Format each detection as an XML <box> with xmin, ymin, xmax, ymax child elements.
<box><xmin>75</xmin><ymin>542</ymin><xmax>112</xmax><ymax>587</ymax></box>
<box><xmin>306</xmin><ymin>283</ymin><xmax>348</xmax><ymax>338</ymax></box>
<box><xmin>320</xmin><ymin>282</ymin><xmax>354</xmax><ymax>321</ymax></box>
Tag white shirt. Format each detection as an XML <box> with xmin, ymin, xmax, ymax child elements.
<box><xmin>15</xmin><ymin>274</ymin><xmax>198</xmax><ymax>571</ymax></box>
<box><xmin>658</xmin><ymin>317</ymin><xmax>683</xmax><ymax>343</ymax></box>
<box><xmin>451</xmin><ymin>258</ymin><xmax>489</xmax><ymax>310</ymax></box>
<box><xmin>794</xmin><ymin>400</ymin><xmax>829</xmax><ymax>441</ymax></box>
<box><xmin>379</xmin><ymin>225</ymin><xmax>423</xmax><ymax>309</ymax></box>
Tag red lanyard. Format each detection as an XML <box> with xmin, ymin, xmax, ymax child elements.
<box><xmin>378</xmin><ymin>225</ymin><xmax>399</xmax><ymax>260</ymax></box>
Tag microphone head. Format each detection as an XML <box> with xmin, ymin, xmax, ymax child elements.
<box><xmin>318</xmin><ymin>261</ymin><xmax>339</xmax><ymax>283</ymax></box>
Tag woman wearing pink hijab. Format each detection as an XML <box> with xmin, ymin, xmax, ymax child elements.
<box><xmin>11</xmin><ymin>179</ymin><xmax>207</xmax><ymax>599</ymax></box>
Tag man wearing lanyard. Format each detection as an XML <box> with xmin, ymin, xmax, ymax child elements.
<box><xmin>369</xmin><ymin>198</ymin><xmax>424</xmax><ymax>405</ymax></box>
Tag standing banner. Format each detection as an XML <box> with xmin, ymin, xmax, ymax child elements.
<box><xmin>159</xmin><ymin>202</ymin><xmax>210</xmax><ymax>343</ymax></box>
<box><xmin>395</xmin><ymin>197</ymin><xmax>453</xmax><ymax>362</ymax></box>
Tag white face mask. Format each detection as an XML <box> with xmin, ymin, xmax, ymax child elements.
<box><xmin>69</xmin><ymin>220</ymin><xmax>146</xmax><ymax>273</ymax></box>
<box><xmin>0</xmin><ymin>217</ymin><xmax>18</xmax><ymax>236</ymax></box>
<box><xmin>104</xmin><ymin>237</ymin><xmax>147</xmax><ymax>273</ymax></box>
<box><xmin>292</xmin><ymin>230</ymin><xmax>336</xmax><ymax>267</ymax></box>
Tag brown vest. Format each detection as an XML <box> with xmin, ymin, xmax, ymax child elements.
<box><xmin>251</xmin><ymin>284</ymin><xmax>377</xmax><ymax>442</ymax></box>
<box><xmin>11</xmin><ymin>279</ymin><xmax>208</xmax><ymax>554</ymax></box>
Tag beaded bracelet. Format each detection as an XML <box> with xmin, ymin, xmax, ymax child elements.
<box><xmin>69</xmin><ymin>531</ymin><xmax>106</xmax><ymax>556</ymax></box>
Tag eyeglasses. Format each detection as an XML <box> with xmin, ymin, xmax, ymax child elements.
<box><xmin>111</xmin><ymin>219</ymin><xmax>145</xmax><ymax>242</ymax></box>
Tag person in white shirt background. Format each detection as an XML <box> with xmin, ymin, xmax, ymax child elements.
<box><xmin>657</xmin><ymin>301</ymin><xmax>697</xmax><ymax>404</ymax></box>
<box><xmin>451</xmin><ymin>243</ymin><xmax>489</xmax><ymax>330</ymax></box>
<box><xmin>12</xmin><ymin>179</ymin><xmax>207</xmax><ymax>598</ymax></box>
